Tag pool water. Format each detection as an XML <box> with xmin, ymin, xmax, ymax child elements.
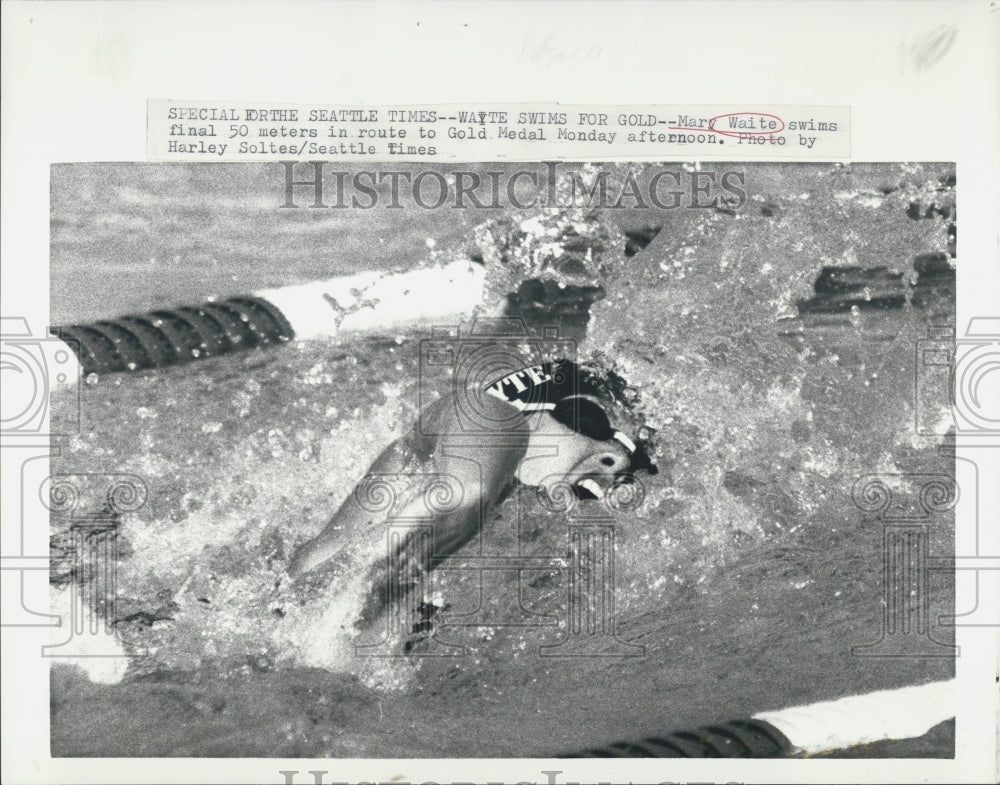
<box><xmin>49</xmin><ymin>161</ymin><xmax>957</xmax><ymax>757</ymax></box>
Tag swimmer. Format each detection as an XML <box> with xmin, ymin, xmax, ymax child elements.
<box><xmin>288</xmin><ymin>358</ymin><xmax>655</xmax><ymax>624</ymax></box>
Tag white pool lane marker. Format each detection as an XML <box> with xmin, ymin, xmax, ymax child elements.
<box><xmin>53</xmin><ymin>259</ymin><xmax>487</xmax><ymax>382</ymax></box>
<box><xmin>255</xmin><ymin>258</ymin><xmax>486</xmax><ymax>340</ymax></box>
<box><xmin>753</xmin><ymin>678</ymin><xmax>954</xmax><ymax>754</ymax></box>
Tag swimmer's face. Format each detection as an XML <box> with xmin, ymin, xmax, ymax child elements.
<box><xmin>516</xmin><ymin>413</ymin><xmax>632</xmax><ymax>496</ymax></box>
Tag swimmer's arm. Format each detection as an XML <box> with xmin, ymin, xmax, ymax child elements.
<box><xmin>287</xmin><ymin>398</ymin><xmax>452</xmax><ymax>577</ymax></box>
<box><xmin>365</xmin><ymin>397</ymin><xmax>450</xmax><ymax>474</ymax></box>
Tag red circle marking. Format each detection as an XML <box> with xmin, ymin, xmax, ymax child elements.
<box><xmin>705</xmin><ymin>112</ymin><xmax>786</xmax><ymax>138</ymax></box>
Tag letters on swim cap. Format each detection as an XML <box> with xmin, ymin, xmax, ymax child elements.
<box><xmin>484</xmin><ymin>363</ymin><xmax>556</xmax><ymax>411</ymax></box>
<box><xmin>483</xmin><ymin>359</ymin><xmax>596</xmax><ymax>410</ymax></box>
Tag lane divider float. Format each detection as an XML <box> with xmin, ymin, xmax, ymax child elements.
<box><xmin>566</xmin><ymin>678</ymin><xmax>954</xmax><ymax>757</ymax></box>
<box><xmin>53</xmin><ymin>259</ymin><xmax>487</xmax><ymax>377</ymax></box>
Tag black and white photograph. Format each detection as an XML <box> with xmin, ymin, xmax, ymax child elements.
<box><xmin>46</xmin><ymin>161</ymin><xmax>957</xmax><ymax>758</ymax></box>
<box><xmin>1</xmin><ymin>3</ymin><xmax>997</xmax><ymax>784</ymax></box>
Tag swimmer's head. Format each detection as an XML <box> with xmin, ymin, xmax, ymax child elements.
<box><xmin>486</xmin><ymin>357</ymin><xmax>657</xmax><ymax>497</ymax></box>
<box><xmin>519</xmin><ymin>394</ymin><xmax>657</xmax><ymax>499</ymax></box>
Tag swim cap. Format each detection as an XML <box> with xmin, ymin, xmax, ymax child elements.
<box><xmin>483</xmin><ymin>359</ymin><xmax>582</xmax><ymax>412</ymax></box>
<box><xmin>484</xmin><ymin>359</ymin><xmax>657</xmax><ymax>476</ymax></box>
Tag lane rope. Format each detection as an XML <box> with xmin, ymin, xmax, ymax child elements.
<box><xmin>563</xmin><ymin>679</ymin><xmax>954</xmax><ymax>757</ymax></box>
<box><xmin>53</xmin><ymin>259</ymin><xmax>486</xmax><ymax>377</ymax></box>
